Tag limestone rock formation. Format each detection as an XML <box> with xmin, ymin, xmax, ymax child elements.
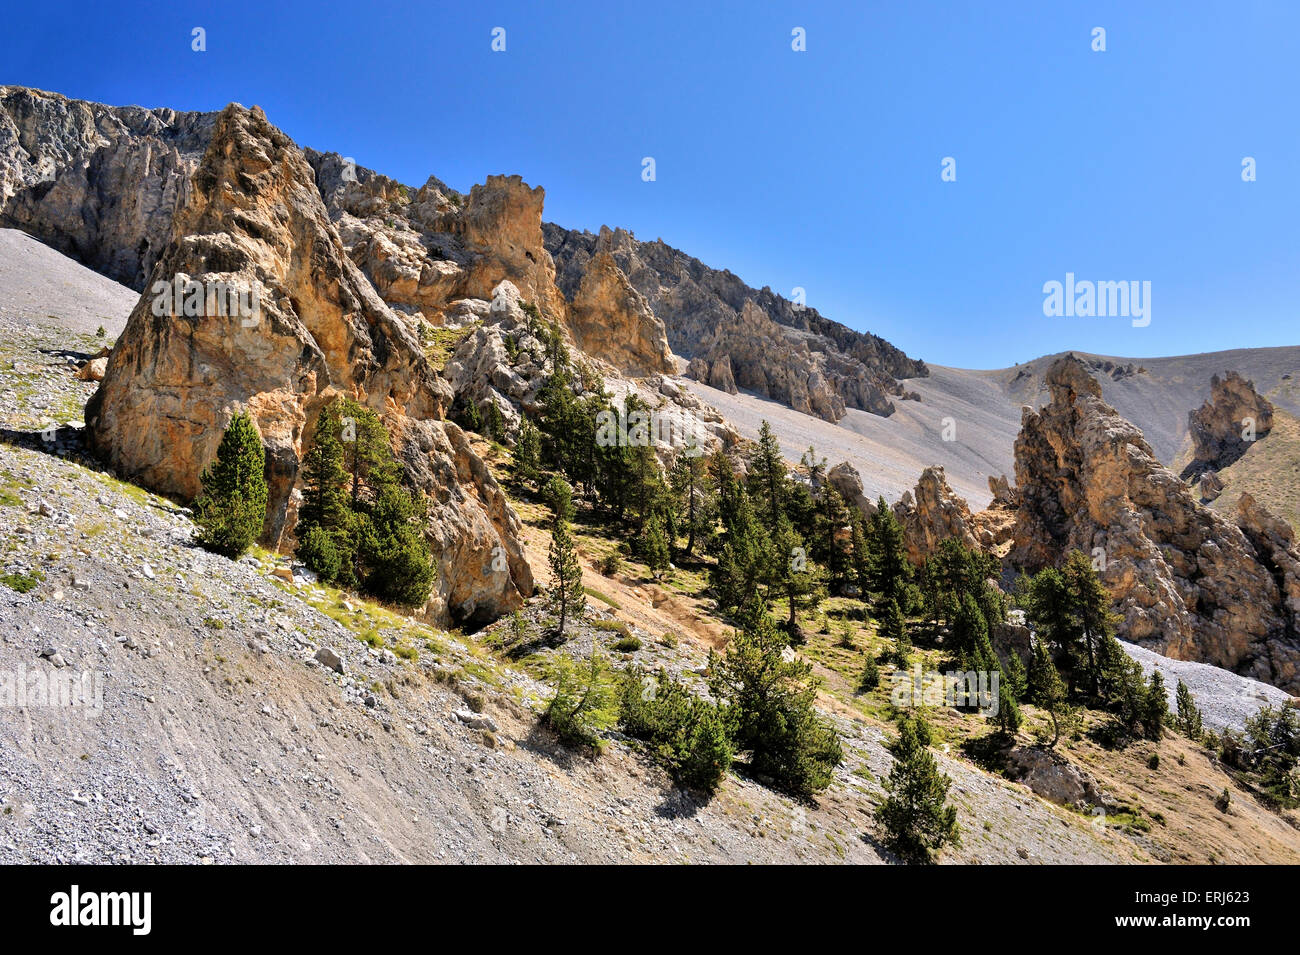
<box><xmin>679</xmin><ymin>299</ymin><xmax>883</xmax><ymax>421</ymax></box>
<box><xmin>569</xmin><ymin>252</ymin><xmax>674</xmax><ymax>376</ymax></box>
<box><xmin>1004</xmin><ymin>355</ymin><xmax>1300</xmax><ymax>692</ymax></box>
<box><xmin>85</xmin><ymin>103</ymin><xmax>531</xmax><ymax>626</ymax></box>
<box><xmin>0</xmin><ymin>85</ymin><xmax>214</xmax><ymax>289</ymax></box>
<box><xmin>545</xmin><ymin>223</ymin><xmax>926</xmax><ymax>420</ymax></box>
<box><xmin>827</xmin><ymin>461</ymin><xmax>877</xmax><ymax>518</ymax></box>
<box><xmin>892</xmin><ymin>466</ymin><xmax>980</xmax><ymax>564</ymax></box>
<box><xmin>1181</xmin><ymin>371</ymin><xmax>1274</xmax><ymax>481</ymax></box>
<box><xmin>455</xmin><ymin>174</ymin><xmax>567</xmax><ymax>320</ymax></box>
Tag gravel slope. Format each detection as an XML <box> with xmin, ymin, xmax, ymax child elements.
<box><xmin>0</xmin><ymin>229</ymin><xmax>135</xmax><ymax>336</ymax></box>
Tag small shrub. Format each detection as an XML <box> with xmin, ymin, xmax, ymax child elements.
<box><xmin>1147</xmin><ymin>752</ymin><xmax>1160</xmax><ymax>770</ymax></box>
<box><xmin>544</xmin><ymin>652</ymin><xmax>617</xmax><ymax>751</ymax></box>
<box><xmin>0</xmin><ymin>570</ymin><xmax>43</xmax><ymax>593</ymax></box>
<box><xmin>612</xmin><ymin>635</ymin><xmax>642</xmax><ymax>653</ymax></box>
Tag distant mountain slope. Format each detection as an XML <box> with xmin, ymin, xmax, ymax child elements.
<box><xmin>692</xmin><ymin>347</ymin><xmax>1300</xmax><ymax>513</ymax></box>
<box><xmin>545</xmin><ymin>224</ymin><xmax>928</xmax><ymax>420</ymax></box>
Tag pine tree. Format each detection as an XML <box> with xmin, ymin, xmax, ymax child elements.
<box><xmin>994</xmin><ymin>681</ymin><xmax>1022</xmax><ymax>738</ymax></box>
<box><xmin>1027</xmin><ymin>641</ymin><xmax>1066</xmax><ymax>746</ymax></box>
<box><xmin>547</xmin><ymin>479</ymin><xmax>586</xmax><ymax>637</ymax></box>
<box><xmin>297</xmin><ymin>402</ymin><xmax>356</xmax><ymax>586</ymax></box>
<box><xmin>296</xmin><ymin>398</ymin><xmax>433</xmax><ymax>605</ymax></box>
<box><xmin>484</xmin><ymin>399</ymin><xmax>505</xmax><ymax>443</ymax></box>
<box><xmin>1003</xmin><ymin>650</ymin><xmax>1028</xmax><ymax>701</ymax></box>
<box><xmin>880</xmin><ymin>597</ymin><xmax>911</xmax><ymax>666</ymax></box>
<box><xmin>1175</xmin><ymin>679</ymin><xmax>1203</xmax><ymax>740</ymax></box>
<box><xmin>850</xmin><ymin>512</ymin><xmax>873</xmax><ymax>596</ymax></box>
<box><xmin>1062</xmin><ymin>550</ymin><xmax>1118</xmax><ymax>700</ymax></box>
<box><xmin>767</xmin><ymin>516</ymin><xmax>822</xmax><ymax>643</ymax></box>
<box><xmin>513</xmin><ymin>417</ymin><xmax>542</xmax><ymax>489</ymax></box>
<box><xmin>818</xmin><ymin>484</ymin><xmax>851</xmax><ymax>595</ymax></box>
<box><xmin>859</xmin><ymin>652</ymin><xmax>881</xmax><ymax>692</ymax></box>
<box><xmin>713</xmin><ymin>486</ymin><xmax>771</xmax><ymax>614</ymax></box>
<box><xmin>193</xmin><ymin>411</ymin><xmax>268</xmax><ymax>558</ymax></box>
<box><xmin>707</xmin><ymin>610</ymin><xmax>843</xmax><ymax>796</ymax></box>
<box><xmin>669</xmin><ymin>448</ymin><xmax>714</xmax><ymax>560</ymax></box>
<box><xmin>1142</xmin><ymin>670</ymin><xmax>1169</xmax><ymax>741</ymax></box>
<box><xmin>951</xmin><ymin>592</ymin><xmax>997</xmax><ymax>673</ymax></box>
<box><xmin>875</xmin><ymin>714</ymin><xmax>960</xmax><ymax>864</ymax></box>
<box><xmin>747</xmin><ymin>420</ymin><xmax>787</xmax><ymax>534</ymax></box>
<box><xmin>868</xmin><ymin>496</ymin><xmax>912</xmax><ymax>607</ymax></box>
<box><xmin>641</xmin><ymin>512</ymin><xmax>671</xmax><ymax>579</ymax></box>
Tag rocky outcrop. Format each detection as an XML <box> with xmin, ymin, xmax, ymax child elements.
<box><xmin>827</xmin><ymin>461</ymin><xmax>877</xmax><ymax>518</ymax></box>
<box><xmin>569</xmin><ymin>252</ymin><xmax>674</xmax><ymax>376</ymax></box>
<box><xmin>455</xmin><ymin>175</ymin><xmax>567</xmax><ymax>320</ymax></box>
<box><xmin>85</xmin><ymin>104</ymin><xmax>531</xmax><ymax>626</ymax></box>
<box><xmin>1004</xmin><ymin>355</ymin><xmax>1300</xmax><ymax>692</ymax></box>
<box><xmin>1180</xmin><ymin>371</ymin><xmax>1274</xmax><ymax>481</ymax></box>
<box><xmin>892</xmin><ymin>466</ymin><xmax>980</xmax><ymax>564</ymax></box>
<box><xmin>685</xmin><ymin>299</ymin><xmax>869</xmax><ymax>421</ymax></box>
<box><xmin>545</xmin><ymin>223</ymin><xmax>926</xmax><ymax>420</ymax></box>
<box><xmin>443</xmin><ymin>282</ymin><xmax>554</xmax><ymax>438</ymax></box>
<box><xmin>1006</xmin><ymin>746</ymin><xmax>1104</xmax><ymax>811</ymax></box>
<box><xmin>0</xmin><ymin>86</ymin><xmax>215</xmax><ymax>289</ymax></box>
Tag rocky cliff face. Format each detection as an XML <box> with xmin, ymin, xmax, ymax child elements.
<box><xmin>569</xmin><ymin>251</ymin><xmax>674</xmax><ymax>376</ymax></box>
<box><xmin>1005</xmin><ymin>356</ymin><xmax>1300</xmax><ymax>692</ymax></box>
<box><xmin>83</xmin><ymin>103</ymin><xmax>531</xmax><ymax>626</ymax></box>
<box><xmin>1180</xmin><ymin>371</ymin><xmax>1274</xmax><ymax>481</ymax></box>
<box><xmin>544</xmin><ymin>223</ymin><xmax>927</xmax><ymax>421</ymax></box>
<box><xmin>892</xmin><ymin>466</ymin><xmax>980</xmax><ymax>565</ymax></box>
<box><xmin>306</xmin><ymin>155</ymin><xmax>675</xmax><ymax>378</ymax></box>
<box><xmin>0</xmin><ymin>85</ymin><xmax>214</xmax><ymax>289</ymax></box>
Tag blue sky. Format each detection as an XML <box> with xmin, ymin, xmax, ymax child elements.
<box><xmin>4</xmin><ymin>1</ymin><xmax>1297</xmax><ymax>368</ymax></box>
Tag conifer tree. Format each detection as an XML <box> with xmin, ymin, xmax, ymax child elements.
<box><xmin>641</xmin><ymin>512</ymin><xmax>671</xmax><ymax>579</ymax></box>
<box><xmin>1027</xmin><ymin>641</ymin><xmax>1066</xmax><ymax>746</ymax></box>
<box><xmin>1003</xmin><ymin>650</ymin><xmax>1028</xmax><ymax>701</ymax></box>
<box><xmin>713</xmin><ymin>486</ymin><xmax>771</xmax><ymax>614</ymax></box>
<box><xmin>850</xmin><ymin>512</ymin><xmax>873</xmax><ymax>596</ymax></box>
<box><xmin>818</xmin><ymin>483</ymin><xmax>851</xmax><ymax>595</ymax></box>
<box><xmin>767</xmin><ymin>516</ymin><xmax>823</xmax><ymax>643</ymax></box>
<box><xmin>547</xmin><ymin>478</ymin><xmax>586</xmax><ymax>637</ymax></box>
<box><xmin>859</xmin><ymin>652</ymin><xmax>881</xmax><ymax>692</ymax></box>
<box><xmin>868</xmin><ymin>496</ymin><xmax>912</xmax><ymax>607</ymax></box>
<box><xmin>512</xmin><ymin>417</ymin><xmax>542</xmax><ymax>490</ymax></box>
<box><xmin>296</xmin><ymin>398</ymin><xmax>433</xmax><ymax>604</ymax></box>
<box><xmin>994</xmin><ymin>681</ymin><xmax>1022</xmax><ymax>738</ymax></box>
<box><xmin>1062</xmin><ymin>550</ymin><xmax>1118</xmax><ymax>699</ymax></box>
<box><xmin>297</xmin><ymin>401</ymin><xmax>356</xmax><ymax>586</ymax></box>
<box><xmin>875</xmin><ymin>714</ymin><xmax>960</xmax><ymax>864</ymax></box>
<box><xmin>193</xmin><ymin>411</ymin><xmax>268</xmax><ymax>559</ymax></box>
<box><xmin>707</xmin><ymin>607</ymin><xmax>843</xmax><ymax>796</ymax></box>
<box><xmin>880</xmin><ymin>597</ymin><xmax>911</xmax><ymax>666</ymax></box>
<box><xmin>1142</xmin><ymin>670</ymin><xmax>1169</xmax><ymax>741</ymax></box>
<box><xmin>669</xmin><ymin>447</ymin><xmax>713</xmax><ymax>560</ymax></box>
<box><xmin>1175</xmin><ymin>679</ymin><xmax>1203</xmax><ymax>740</ymax></box>
<box><xmin>747</xmin><ymin>420</ymin><xmax>787</xmax><ymax>534</ymax></box>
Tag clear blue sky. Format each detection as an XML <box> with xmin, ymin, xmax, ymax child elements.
<box><xmin>4</xmin><ymin>0</ymin><xmax>1297</xmax><ymax>368</ymax></box>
